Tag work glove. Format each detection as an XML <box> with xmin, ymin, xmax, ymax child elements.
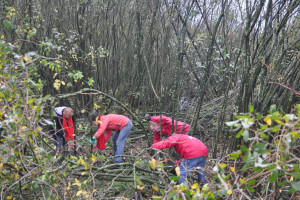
<box><xmin>145</xmin><ymin>114</ymin><xmax>151</xmax><ymax>121</ymax></box>
<box><xmin>91</xmin><ymin>137</ymin><xmax>96</xmax><ymax>145</ymax></box>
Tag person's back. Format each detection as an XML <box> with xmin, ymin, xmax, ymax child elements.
<box><xmin>100</xmin><ymin>114</ymin><xmax>130</xmax><ymax>131</ymax></box>
<box><xmin>151</xmin><ymin>134</ymin><xmax>208</xmax><ymax>184</ymax></box>
<box><xmin>146</xmin><ymin>115</ymin><xmax>191</xmax><ymax>143</ymax></box>
<box><xmin>152</xmin><ymin>134</ymin><xmax>207</xmax><ymax>159</ymax></box>
<box><xmin>150</xmin><ymin>116</ymin><xmax>190</xmax><ymax>135</ymax></box>
<box><xmin>91</xmin><ymin>113</ymin><xmax>132</xmax><ymax>163</ymax></box>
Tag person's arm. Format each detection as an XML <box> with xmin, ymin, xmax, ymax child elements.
<box><xmin>94</xmin><ymin>120</ymin><xmax>108</xmax><ymax>139</ymax></box>
<box><xmin>153</xmin><ymin>132</ymin><xmax>161</xmax><ymax>144</ymax></box>
<box><xmin>151</xmin><ymin>136</ymin><xmax>177</xmax><ymax>150</ymax></box>
<box><xmin>54</xmin><ymin>115</ymin><xmax>65</xmax><ymax>137</ymax></box>
<box><xmin>104</xmin><ymin>129</ymin><xmax>112</xmax><ymax>142</ymax></box>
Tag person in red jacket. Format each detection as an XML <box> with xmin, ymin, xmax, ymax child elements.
<box><xmin>49</xmin><ymin>107</ymin><xmax>75</xmax><ymax>154</ymax></box>
<box><xmin>151</xmin><ymin>134</ymin><xmax>208</xmax><ymax>184</ymax></box>
<box><xmin>145</xmin><ymin>114</ymin><xmax>191</xmax><ymax>144</ymax></box>
<box><xmin>91</xmin><ymin>113</ymin><xmax>133</xmax><ymax>163</ymax></box>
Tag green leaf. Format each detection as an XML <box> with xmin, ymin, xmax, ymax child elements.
<box><xmin>236</xmin><ymin>115</ymin><xmax>250</xmax><ymax>119</ymax></box>
<box><xmin>219</xmin><ymin>163</ymin><xmax>227</xmax><ymax>169</ymax></box>
<box><xmin>278</xmin><ymin>181</ymin><xmax>287</xmax><ymax>186</ymax></box>
<box><xmin>229</xmin><ymin>151</ymin><xmax>241</xmax><ymax>160</ymax></box>
<box><xmin>192</xmin><ymin>183</ymin><xmax>199</xmax><ymax>189</ymax></box>
<box><xmin>167</xmin><ymin>191</ymin><xmax>176</xmax><ymax>199</ymax></box>
<box><xmin>291</xmin><ymin>181</ymin><xmax>300</xmax><ymax>192</ymax></box>
<box><xmin>272</xmin><ymin>125</ymin><xmax>280</xmax><ymax>132</ymax></box>
<box><xmin>170</xmin><ymin>176</ymin><xmax>180</xmax><ymax>181</ymax></box>
<box><xmin>291</xmin><ymin>173</ymin><xmax>300</xmax><ymax>179</ymax></box>
<box><xmin>26</xmin><ymin>98</ymin><xmax>35</xmax><ymax>104</ymax></box>
<box><xmin>260</xmin><ymin>132</ymin><xmax>268</xmax><ymax>139</ymax></box>
<box><xmin>149</xmin><ymin>162</ymin><xmax>155</xmax><ymax>170</ymax></box>
<box><xmin>135</xmin><ymin>176</ymin><xmax>143</xmax><ymax>185</ymax></box>
<box><xmin>267</xmin><ymin>165</ymin><xmax>276</xmax><ymax>171</ymax></box>
<box><xmin>240</xmin><ymin>145</ymin><xmax>248</xmax><ymax>152</ymax></box>
<box><xmin>252</xmin><ymin>167</ymin><xmax>263</xmax><ymax>172</ymax></box>
<box><xmin>257</xmin><ymin>112</ymin><xmax>261</xmax><ymax>120</ymax></box>
<box><xmin>243</xmin><ymin>129</ymin><xmax>249</xmax><ymax>142</ymax></box>
<box><xmin>242</xmin><ymin>152</ymin><xmax>252</xmax><ymax>171</ymax></box>
<box><xmin>271</xmin><ymin>114</ymin><xmax>279</xmax><ymax>121</ymax></box>
<box><xmin>249</xmin><ymin>105</ymin><xmax>254</xmax><ymax>113</ymax></box>
<box><xmin>247</xmin><ymin>179</ymin><xmax>256</xmax><ymax>185</ymax></box>
<box><xmin>260</xmin><ymin>124</ymin><xmax>268</xmax><ymax>131</ymax></box>
<box><xmin>246</xmin><ymin>185</ymin><xmax>255</xmax><ymax>192</ymax></box>
<box><xmin>270</xmin><ymin>104</ymin><xmax>277</xmax><ymax>113</ymax></box>
<box><xmin>269</xmin><ymin>170</ymin><xmax>278</xmax><ymax>183</ymax></box>
<box><xmin>236</xmin><ymin>129</ymin><xmax>243</xmax><ymax>139</ymax></box>
<box><xmin>253</xmin><ymin>143</ymin><xmax>269</xmax><ymax>154</ymax></box>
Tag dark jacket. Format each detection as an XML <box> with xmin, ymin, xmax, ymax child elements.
<box><xmin>49</xmin><ymin>107</ymin><xmax>76</xmax><ymax>144</ymax></box>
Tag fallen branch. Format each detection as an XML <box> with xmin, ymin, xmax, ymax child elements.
<box><xmin>269</xmin><ymin>82</ymin><xmax>300</xmax><ymax>96</ymax></box>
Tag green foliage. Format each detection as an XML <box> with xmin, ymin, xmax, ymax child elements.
<box><xmin>152</xmin><ymin>105</ymin><xmax>299</xmax><ymax>199</ymax></box>
<box><xmin>68</xmin><ymin>70</ymin><xmax>83</xmax><ymax>82</ymax></box>
<box><xmin>0</xmin><ymin>40</ymin><xmax>50</xmax><ymax>199</ymax></box>
<box><xmin>218</xmin><ymin>104</ymin><xmax>300</xmax><ymax>199</ymax></box>
<box><xmin>0</xmin><ymin>39</ymin><xmax>98</xmax><ymax>200</ymax></box>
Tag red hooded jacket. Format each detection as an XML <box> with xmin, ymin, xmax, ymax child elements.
<box><xmin>151</xmin><ymin>134</ymin><xmax>208</xmax><ymax>159</ymax></box>
<box><xmin>151</xmin><ymin>116</ymin><xmax>190</xmax><ymax>143</ymax></box>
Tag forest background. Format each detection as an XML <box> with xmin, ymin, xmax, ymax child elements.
<box><xmin>0</xmin><ymin>0</ymin><xmax>299</xmax><ymax>199</ymax></box>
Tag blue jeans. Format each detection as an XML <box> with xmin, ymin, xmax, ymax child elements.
<box><xmin>54</xmin><ymin>135</ymin><xmax>67</xmax><ymax>154</ymax></box>
<box><xmin>178</xmin><ymin>156</ymin><xmax>207</xmax><ymax>184</ymax></box>
<box><xmin>112</xmin><ymin>120</ymin><xmax>132</xmax><ymax>163</ymax></box>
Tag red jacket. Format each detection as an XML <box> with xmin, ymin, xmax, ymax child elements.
<box><xmin>151</xmin><ymin>134</ymin><xmax>208</xmax><ymax>159</ymax></box>
<box><xmin>94</xmin><ymin>114</ymin><xmax>130</xmax><ymax>142</ymax></box>
<box><xmin>151</xmin><ymin>116</ymin><xmax>190</xmax><ymax>143</ymax></box>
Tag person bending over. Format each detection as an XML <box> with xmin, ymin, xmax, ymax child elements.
<box><xmin>145</xmin><ymin>114</ymin><xmax>191</xmax><ymax>144</ymax></box>
<box><xmin>91</xmin><ymin>113</ymin><xmax>133</xmax><ymax>163</ymax></box>
<box><xmin>151</xmin><ymin>134</ymin><xmax>208</xmax><ymax>184</ymax></box>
